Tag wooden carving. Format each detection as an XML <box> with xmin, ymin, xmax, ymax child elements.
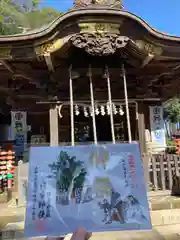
<box><xmin>136</xmin><ymin>40</ymin><xmax>162</xmax><ymax>56</ymax></box>
<box><xmin>0</xmin><ymin>46</ymin><xmax>12</xmax><ymax>59</ymax></box>
<box><xmin>79</xmin><ymin>23</ymin><xmax>121</xmax><ymax>34</ymax></box>
<box><xmin>73</xmin><ymin>0</ymin><xmax>122</xmax><ymax>8</ymax></box>
<box><xmin>71</xmin><ymin>33</ymin><xmax>128</xmax><ymax>56</ymax></box>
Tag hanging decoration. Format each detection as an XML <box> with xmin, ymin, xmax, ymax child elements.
<box><xmin>113</xmin><ymin>103</ymin><xmax>117</xmax><ymax>115</ymax></box>
<box><xmin>75</xmin><ymin>104</ymin><xmax>80</xmax><ymax>116</ymax></box>
<box><xmin>119</xmin><ymin>106</ymin><xmax>124</xmax><ymax>116</ymax></box>
<box><xmin>100</xmin><ymin>105</ymin><xmax>106</xmax><ymax>116</ymax></box>
<box><xmin>95</xmin><ymin>105</ymin><xmax>100</xmax><ymax>115</ymax></box>
<box><xmin>106</xmin><ymin>102</ymin><xmax>110</xmax><ymax>115</ymax></box>
<box><xmin>83</xmin><ymin>107</ymin><xmax>89</xmax><ymax>117</ymax></box>
<box><xmin>59</xmin><ymin>101</ymin><xmax>125</xmax><ymax>118</ymax></box>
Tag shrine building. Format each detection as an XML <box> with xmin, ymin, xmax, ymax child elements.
<box><xmin>0</xmin><ymin>0</ymin><xmax>180</xmax><ymax>159</ymax></box>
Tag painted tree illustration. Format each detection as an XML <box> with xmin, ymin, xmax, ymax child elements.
<box><xmin>48</xmin><ymin>151</ymin><xmax>87</xmax><ymax>198</ymax></box>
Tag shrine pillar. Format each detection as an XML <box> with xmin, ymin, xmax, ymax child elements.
<box><xmin>49</xmin><ymin>105</ymin><xmax>59</xmax><ymax>146</ymax></box>
<box><xmin>137</xmin><ymin>102</ymin><xmax>147</xmax><ymax>155</ymax></box>
<box><xmin>137</xmin><ymin>102</ymin><xmax>149</xmax><ymax>190</ymax></box>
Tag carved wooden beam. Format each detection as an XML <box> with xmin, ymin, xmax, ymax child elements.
<box><xmin>148</xmin><ymin>63</ymin><xmax>180</xmax><ymax>87</ymax></box>
<box><xmin>17</xmin><ymin>94</ymin><xmax>45</xmax><ymax>100</ymax></box>
<box><xmin>71</xmin><ymin>33</ymin><xmax>129</xmax><ymax>56</ymax></box>
<box><xmin>0</xmin><ymin>59</ymin><xmax>47</xmax><ymax>88</ymax></box>
<box><xmin>44</xmin><ymin>53</ymin><xmax>54</xmax><ymax>72</ymax></box>
<box><xmin>0</xmin><ymin>60</ymin><xmax>14</xmax><ymax>73</ymax></box>
<box><xmin>0</xmin><ymin>85</ymin><xmax>47</xmax><ymax>108</ymax></box>
<box><xmin>140</xmin><ymin>54</ymin><xmax>154</xmax><ymax>68</ymax></box>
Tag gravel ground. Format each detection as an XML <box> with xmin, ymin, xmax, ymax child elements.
<box><xmin>1</xmin><ymin>194</ymin><xmax>180</xmax><ymax>239</ymax></box>
<box><xmin>0</xmin><ymin>204</ymin><xmax>25</xmax><ymax>230</ymax></box>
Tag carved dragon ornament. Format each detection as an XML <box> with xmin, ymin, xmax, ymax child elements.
<box><xmin>70</xmin><ymin>33</ymin><xmax>129</xmax><ymax>56</ymax></box>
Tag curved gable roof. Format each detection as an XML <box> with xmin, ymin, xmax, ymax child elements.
<box><xmin>0</xmin><ymin>8</ymin><xmax>180</xmax><ymax>43</ymax></box>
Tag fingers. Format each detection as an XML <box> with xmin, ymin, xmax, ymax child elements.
<box><xmin>46</xmin><ymin>227</ymin><xmax>92</xmax><ymax>240</ymax></box>
<box><xmin>70</xmin><ymin>227</ymin><xmax>92</xmax><ymax>240</ymax></box>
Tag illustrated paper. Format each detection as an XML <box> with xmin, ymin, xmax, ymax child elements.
<box><xmin>24</xmin><ymin>143</ymin><xmax>151</xmax><ymax>237</ymax></box>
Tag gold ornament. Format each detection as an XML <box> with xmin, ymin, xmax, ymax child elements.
<box><xmin>95</xmin><ymin>0</ymin><xmax>104</xmax><ymax>3</ymax></box>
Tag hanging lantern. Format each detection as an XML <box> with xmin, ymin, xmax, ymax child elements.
<box><xmin>119</xmin><ymin>106</ymin><xmax>124</xmax><ymax>116</ymax></box>
<box><xmin>113</xmin><ymin>104</ymin><xmax>117</xmax><ymax>115</ymax></box>
<box><xmin>95</xmin><ymin>105</ymin><xmax>100</xmax><ymax>115</ymax></box>
<box><xmin>75</xmin><ymin>104</ymin><xmax>80</xmax><ymax>116</ymax></box>
<box><xmin>100</xmin><ymin>105</ymin><xmax>105</xmax><ymax>116</ymax></box>
<box><xmin>83</xmin><ymin>107</ymin><xmax>89</xmax><ymax>117</ymax></box>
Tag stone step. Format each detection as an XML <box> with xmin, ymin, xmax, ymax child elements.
<box><xmin>2</xmin><ymin>209</ymin><xmax>180</xmax><ymax>240</ymax></box>
<box><xmin>148</xmin><ymin>193</ymin><xmax>180</xmax><ymax>211</ymax></box>
<box><xmin>151</xmin><ymin>209</ymin><xmax>180</xmax><ymax>226</ymax></box>
<box><xmin>2</xmin><ymin>223</ymin><xmax>180</xmax><ymax>240</ymax></box>
<box><xmin>85</xmin><ymin>227</ymin><xmax>180</xmax><ymax>240</ymax></box>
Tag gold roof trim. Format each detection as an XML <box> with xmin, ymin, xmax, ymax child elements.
<box><xmin>136</xmin><ymin>40</ymin><xmax>162</xmax><ymax>56</ymax></box>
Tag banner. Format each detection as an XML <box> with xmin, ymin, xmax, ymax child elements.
<box><xmin>11</xmin><ymin>111</ymin><xmax>27</xmax><ymax>157</ymax></box>
<box><xmin>24</xmin><ymin>144</ymin><xmax>151</xmax><ymax>237</ymax></box>
<box><xmin>149</xmin><ymin>106</ymin><xmax>166</xmax><ymax>146</ymax></box>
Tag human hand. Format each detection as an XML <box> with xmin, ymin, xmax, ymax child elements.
<box><xmin>47</xmin><ymin>227</ymin><xmax>92</xmax><ymax>240</ymax></box>
<box><xmin>67</xmin><ymin>226</ymin><xmax>92</xmax><ymax>240</ymax></box>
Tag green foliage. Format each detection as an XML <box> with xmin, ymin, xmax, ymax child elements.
<box><xmin>22</xmin><ymin>7</ymin><xmax>61</xmax><ymax>30</ymax></box>
<box><xmin>166</xmin><ymin>137</ymin><xmax>175</xmax><ymax>146</ymax></box>
<box><xmin>49</xmin><ymin>151</ymin><xmax>87</xmax><ymax>192</ymax></box>
<box><xmin>164</xmin><ymin>98</ymin><xmax>180</xmax><ymax>123</ymax></box>
<box><xmin>73</xmin><ymin>169</ymin><xmax>87</xmax><ymax>189</ymax></box>
<box><xmin>0</xmin><ymin>0</ymin><xmax>62</xmax><ymax>35</ymax></box>
<box><xmin>166</xmin><ymin>137</ymin><xmax>176</xmax><ymax>154</ymax></box>
<box><xmin>0</xmin><ymin>0</ymin><xmax>24</xmax><ymax>35</ymax></box>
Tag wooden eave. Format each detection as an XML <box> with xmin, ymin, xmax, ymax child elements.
<box><xmin>0</xmin><ymin>9</ymin><xmax>180</xmax><ymax>58</ymax></box>
<box><xmin>0</xmin><ymin>8</ymin><xmax>180</xmax><ymax>42</ymax></box>
<box><xmin>0</xmin><ymin>8</ymin><xmax>180</xmax><ymax>110</ymax></box>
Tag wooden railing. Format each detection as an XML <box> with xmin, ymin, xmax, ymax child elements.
<box><xmin>17</xmin><ymin>151</ymin><xmax>180</xmax><ymax>194</ymax></box>
<box><xmin>148</xmin><ymin>154</ymin><xmax>180</xmax><ymax>191</ymax></box>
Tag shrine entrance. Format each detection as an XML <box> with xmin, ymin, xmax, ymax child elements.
<box><xmin>73</xmin><ymin>103</ymin><xmax>138</xmax><ymax>143</ymax></box>
<box><xmin>50</xmin><ymin>46</ymin><xmax>136</xmax><ymax>146</ymax></box>
<box><xmin>0</xmin><ymin>0</ymin><xmax>177</xmax><ymax>157</ymax></box>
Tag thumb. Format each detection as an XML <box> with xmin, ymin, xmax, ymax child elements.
<box><xmin>70</xmin><ymin>227</ymin><xmax>92</xmax><ymax>240</ymax></box>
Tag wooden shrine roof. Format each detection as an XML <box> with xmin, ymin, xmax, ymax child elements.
<box><xmin>0</xmin><ymin>7</ymin><xmax>180</xmax><ymax>111</ymax></box>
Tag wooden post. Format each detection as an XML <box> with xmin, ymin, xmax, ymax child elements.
<box><xmin>152</xmin><ymin>155</ymin><xmax>158</xmax><ymax>191</ymax></box>
<box><xmin>138</xmin><ymin>102</ymin><xmax>150</xmax><ymax>191</ymax></box>
<box><xmin>160</xmin><ymin>154</ymin><xmax>166</xmax><ymax>190</ymax></box>
<box><xmin>137</xmin><ymin>102</ymin><xmax>147</xmax><ymax>154</ymax></box>
<box><xmin>49</xmin><ymin>105</ymin><xmax>59</xmax><ymax>146</ymax></box>
<box><xmin>142</xmin><ymin>154</ymin><xmax>150</xmax><ymax>191</ymax></box>
<box><xmin>167</xmin><ymin>154</ymin><xmax>173</xmax><ymax>189</ymax></box>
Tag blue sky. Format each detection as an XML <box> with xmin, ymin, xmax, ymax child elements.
<box><xmin>44</xmin><ymin>0</ymin><xmax>180</xmax><ymax>36</ymax></box>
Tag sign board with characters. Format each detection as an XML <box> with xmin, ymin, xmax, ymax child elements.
<box><xmin>149</xmin><ymin>106</ymin><xmax>166</xmax><ymax>147</ymax></box>
<box><xmin>11</xmin><ymin>111</ymin><xmax>27</xmax><ymax>158</ymax></box>
<box><xmin>24</xmin><ymin>143</ymin><xmax>151</xmax><ymax>237</ymax></box>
